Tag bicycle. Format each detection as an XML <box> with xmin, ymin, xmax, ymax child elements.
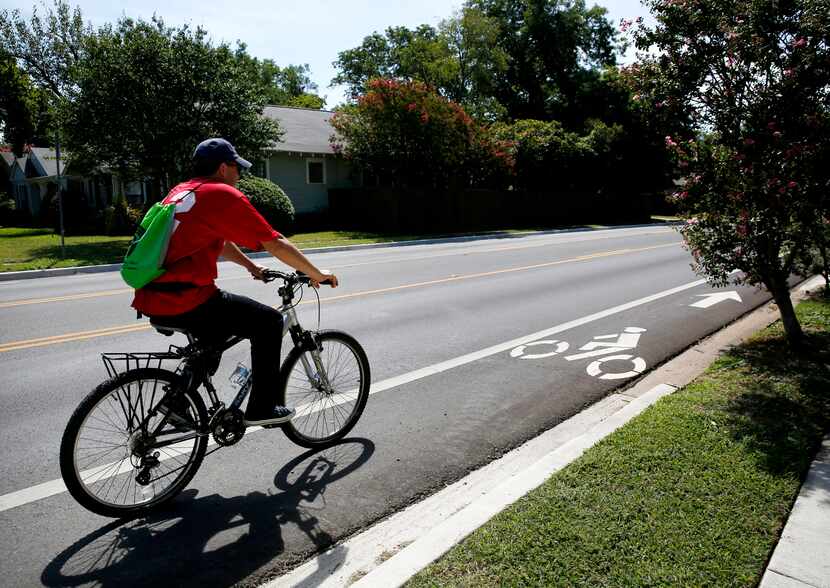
<box><xmin>59</xmin><ymin>270</ymin><xmax>371</xmax><ymax>519</ymax></box>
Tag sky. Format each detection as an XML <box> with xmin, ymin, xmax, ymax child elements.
<box><xmin>4</xmin><ymin>0</ymin><xmax>655</xmax><ymax>109</ymax></box>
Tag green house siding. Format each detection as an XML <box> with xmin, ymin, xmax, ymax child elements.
<box><xmin>266</xmin><ymin>153</ymin><xmax>352</xmax><ymax>214</ymax></box>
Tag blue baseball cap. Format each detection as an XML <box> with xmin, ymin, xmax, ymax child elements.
<box><xmin>192</xmin><ymin>138</ymin><xmax>252</xmax><ymax>169</ymax></box>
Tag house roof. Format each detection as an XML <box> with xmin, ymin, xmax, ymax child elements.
<box><xmin>1</xmin><ymin>151</ymin><xmax>15</xmax><ymax>168</ymax></box>
<box><xmin>262</xmin><ymin>106</ymin><xmax>336</xmax><ymax>155</ymax></box>
<box><xmin>28</xmin><ymin>146</ymin><xmax>67</xmax><ymax>177</ymax></box>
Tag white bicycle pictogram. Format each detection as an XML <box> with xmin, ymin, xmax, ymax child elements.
<box><xmin>510</xmin><ymin>327</ymin><xmax>648</xmax><ymax>380</ymax></box>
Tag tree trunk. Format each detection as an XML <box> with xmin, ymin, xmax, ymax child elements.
<box><xmin>766</xmin><ymin>276</ymin><xmax>805</xmax><ymax>346</ymax></box>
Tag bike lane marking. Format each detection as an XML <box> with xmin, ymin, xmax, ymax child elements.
<box><xmin>0</xmin><ymin>242</ymin><xmax>679</xmax><ymax>352</ymax></box>
<box><xmin>0</xmin><ymin>274</ymin><xmax>708</xmax><ymax>514</ymax></box>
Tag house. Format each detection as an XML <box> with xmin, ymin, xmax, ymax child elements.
<box><xmin>261</xmin><ymin>106</ymin><xmax>354</xmax><ymax>214</ymax></box>
<box><xmin>1</xmin><ymin>150</ymin><xmax>15</xmax><ymax>202</ymax></box>
<box><xmin>5</xmin><ymin>145</ymin><xmax>148</xmax><ymax>219</ymax></box>
<box><xmin>3</xmin><ymin>106</ymin><xmax>353</xmax><ymax>221</ymax></box>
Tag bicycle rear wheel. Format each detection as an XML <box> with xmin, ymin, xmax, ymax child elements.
<box><xmin>279</xmin><ymin>330</ymin><xmax>370</xmax><ymax>448</ymax></box>
<box><xmin>59</xmin><ymin>368</ymin><xmax>208</xmax><ymax>518</ymax></box>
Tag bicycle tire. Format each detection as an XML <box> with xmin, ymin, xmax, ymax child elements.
<box><xmin>59</xmin><ymin>368</ymin><xmax>208</xmax><ymax>519</ymax></box>
<box><xmin>278</xmin><ymin>330</ymin><xmax>370</xmax><ymax>448</ymax></box>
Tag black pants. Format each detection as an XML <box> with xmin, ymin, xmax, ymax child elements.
<box><xmin>151</xmin><ymin>290</ymin><xmax>284</xmax><ymax>419</ymax></box>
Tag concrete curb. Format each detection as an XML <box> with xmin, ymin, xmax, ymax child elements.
<box><xmin>0</xmin><ymin>222</ymin><xmax>678</xmax><ymax>283</ymax></box>
<box><xmin>261</xmin><ymin>275</ymin><xmax>825</xmax><ymax>588</ymax></box>
<box><xmin>760</xmin><ymin>434</ymin><xmax>830</xmax><ymax>588</ymax></box>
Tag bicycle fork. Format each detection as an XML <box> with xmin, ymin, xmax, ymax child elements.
<box><xmin>284</xmin><ymin>306</ymin><xmax>333</xmax><ymax>394</ymax></box>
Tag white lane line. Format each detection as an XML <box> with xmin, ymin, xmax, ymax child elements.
<box><xmin>0</xmin><ymin>275</ymin><xmax>707</xmax><ymax>514</ymax></box>
<box><xmin>367</xmin><ymin>276</ymin><xmax>707</xmax><ymax>395</ymax></box>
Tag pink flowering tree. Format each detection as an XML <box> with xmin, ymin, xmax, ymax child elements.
<box><xmin>329</xmin><ymin>78</ymin><xmax>513</xmax><ymax>190</ymax></box>
<box><xmin>624</xmin><ymin>0</ymin><xmax>830</xmax><ymax>345</ymax></box>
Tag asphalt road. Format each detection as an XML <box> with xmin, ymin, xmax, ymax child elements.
<box><xmin>0</xmin><ymin>226</ymin><xmax>784</xmax><ymax>587</ymax></box>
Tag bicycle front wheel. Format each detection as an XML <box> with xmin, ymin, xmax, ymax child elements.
<box><xmin>279</xmin><ymin>330</ymin><xmax>370</xmax><ymax>448</ymax></box>
<box><xmin>59</xmin><ymin>368</ymin><xmax>208</xmax><ymax>518</ymax></box>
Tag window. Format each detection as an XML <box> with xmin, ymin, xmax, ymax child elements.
<box><xmin>251</xmin><ymin>160</ymin><xmax>267</xmax><ymax>179</ymax></box>
<box><xmin>306</xmin><ymin>159</ymin><xmax>325</xmax><ymax>184</ymax></box>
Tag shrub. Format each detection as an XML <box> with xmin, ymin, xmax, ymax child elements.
<box><xmin>104</xmin><ymin>197</ymin><xmax>143</xmax><ymax>235</ymax></box>
<box><xmin>0</xmin><ymin>192</ymin><xmax>20</xmax><ymax>227</ymax></box>
<box><xmin>330</xmin><ymin>79</ymin><xmax>513</xmax><ymax>190</ymax></box>
<box><xmin>491</xmin><ymin>119</ymin><xmax>594</xmax><ymax>193</ymax></box>
<box><xmin>237</xmin><ymin>175</ymin><xmax>295</xmax><ymax>232</ymax></box>
<box><xmin>40</xmin><ymin>188</ymin><xmax>98</xmax><ymax>235</ymax></box>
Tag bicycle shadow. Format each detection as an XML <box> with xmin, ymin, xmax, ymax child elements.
<box><xmin>41</xmin><ymin>438</ymin><xmax>375</xmax><ymax>587</ymax></box>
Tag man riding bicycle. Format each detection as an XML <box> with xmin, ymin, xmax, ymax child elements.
<box><xmin>131</xmin><ymin>137</ymin><xmax>338</xmax><ymax>427</ymax></box>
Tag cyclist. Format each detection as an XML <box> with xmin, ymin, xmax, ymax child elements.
<box><xmin>132</xmin><ymin>137</ymin><xmax>338</xmax><ymax>426</ymax></box>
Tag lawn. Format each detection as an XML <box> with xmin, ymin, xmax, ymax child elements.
<box><xmin>0</xmin><ymin>228</ymin><xmax>132</xmax><ymax>272</ymax></box>
<box><xmin>408</xmin><ymin>295</ymin><xmax>830</xmax><ymax>587</ymax></box>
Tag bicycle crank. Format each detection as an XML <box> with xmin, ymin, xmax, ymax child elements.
<box><xmin>211</xmin><ymin>407</ymin><xmax>245</xmax><ymax>446</ymax></box>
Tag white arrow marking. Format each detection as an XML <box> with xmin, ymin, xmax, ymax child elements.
<box><xmin>690</xmin><ymin>291</ymin><xmax>742</xmax><ymax>309</ymax></box>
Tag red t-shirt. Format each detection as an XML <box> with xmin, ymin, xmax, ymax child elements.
<box><xmin>132</xmin><ymin>178</ymin><xmax>281</xmax><ymax>316</ymax></box>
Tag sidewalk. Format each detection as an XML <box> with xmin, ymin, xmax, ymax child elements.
<box><xmin>760</xmin><ymin>434</ymin><xmax>830</xmax><ymax>588</ymax></box>
<box><xmin>264</xmin><ymin>276</ymin><xmax>829</xmax><ymax>588</ymax></box>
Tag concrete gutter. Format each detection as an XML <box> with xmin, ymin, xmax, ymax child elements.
<box><xmin>0</xmin><ymin>222</ymin><xmax>679</xmax><ymax>283</ymax></box>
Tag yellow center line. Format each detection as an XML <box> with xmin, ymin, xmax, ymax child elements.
<box><xmin>0</xmin><ymin>324</ymin><xmax>151</xmax><ymax>353</ymax></box>
<box><xmin>0</xmin><ymin>242</ymin><xmax>679</xmax><ymax>353</ymax></box>
<box><xmin>0</xmin><ymin>288</ymin><xmax>132</xmax><ymax>308</ymax></box>
<box><xmin>0</xmin><ymin>231</ymin><xmax>678</xmax><ymax>308</ymax></box>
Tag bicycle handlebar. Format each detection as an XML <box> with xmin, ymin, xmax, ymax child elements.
<box><xmin>260</xmin><ymin>269</ymin><xmax>334</xmax><ymax>286</ymax></box>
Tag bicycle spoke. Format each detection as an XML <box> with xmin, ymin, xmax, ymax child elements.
<box><xmin>285</xmin><ymin>336</ymin><xmax>366</xmax><ymax>443</ymax></box>
<box><xmin>70</xmin><ymin>373</ymin><xmax>204</xmax><ymax>511</ymax></box>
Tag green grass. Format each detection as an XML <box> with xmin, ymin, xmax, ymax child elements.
<box><xmin>285</xmin><ymin>227</ymin><xmax>549</xmax><ymax>249</ymax></box>
<box><xmin>0</xmin><ymin>228</ymin><xmax>132</xmax><ymax>272</ymax></box>
<box><xmin>408</xmin><ymin>297</ymin><xmax>830</xmax><ymax>587</ymax></box>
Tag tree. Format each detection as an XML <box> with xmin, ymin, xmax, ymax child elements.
<box><xmin>0</xmin><ymin>51</ymin><xmax>53</xmax><ymax>153</ymax></box>
<box><xmin>332</xmin><ymin>10</ymin><xmax>509</xmax><ymax>119</ymax></box>
<box><xmin>0</xmin><ymin>0</ymin><xmax>89</xmax><ymax>100</ymax></box>
<box><xmin>438</xmin><ymin>8</ymin><xmax>510</xmax><ymax>120</ymax></box>
<box><xmin>465</xmin><ymin>0</ymin><xmax>619</xmax><ymax>124</ymax></box>
<box><xmin>64</xmin><ymin>16</ymin><xmax>281</xmax><ymax>193</ymax></box>
<box><xmin>329</xmin><ymin>79</ymin><xmax>512</xmax><ymax>190</ymax></box>
<box><xmin>625</xmin><ymin>0</ymin><xmax>830</xmax><ymax>345</ymax></box>
<box><xmin>332</xmin><ymin>26</ymin><xmax>456</xmax><ymax>100</ymax></box>
<box><xmin>235</xmin><ymin>53</ymin><xmax>326</xmax><ymax>109</ymax></box>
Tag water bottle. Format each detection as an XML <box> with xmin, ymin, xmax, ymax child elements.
<box><xmin>229</xmin><ymin>362</ymin><xmax>252</xmax><ymax>396</ymax></box>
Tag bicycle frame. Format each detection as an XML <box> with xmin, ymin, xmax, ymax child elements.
<box><xmin>147</xmin><ymin>299</ymin><xmax>323</xmax><ymax>442</ymax></box>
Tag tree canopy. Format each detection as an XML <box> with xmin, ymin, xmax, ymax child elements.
<box><xmin>235</xmin><ymin>54</ymin><xmax>326</xmax><ymax>109</ymax></box>
<box><xmin>332</xmin><ymin>1</ymin><xmax>620</xmax><ymax>124</ymax></box>
<box><xmin>63</xmin><ymin>16</ymin><xmax>281</xmax><ymax>189</ymax></box>
<box><xmin>626</xmin><ymin>0</ymin><xmax>830</xmax><ymax>344</ymax></box>
<box><xmin>1</xmin><ymin>0</ymin><xmax>328</xmax><ymax>192</ymax></box>
<box><xmin>0</xmin><ymin>51</ymin><xmax>53</xmax><ymax>154</ymax></box>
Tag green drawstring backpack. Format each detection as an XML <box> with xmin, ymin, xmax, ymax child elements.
<box><xmin>120</xmin><ymin>183</ymin><xmax>203</xmax><ymax>289</ymax></box>
<box><xmin>120</xmin><ymin>201</ymin><xmax>177</xmax><ymax>289</ymax></box>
